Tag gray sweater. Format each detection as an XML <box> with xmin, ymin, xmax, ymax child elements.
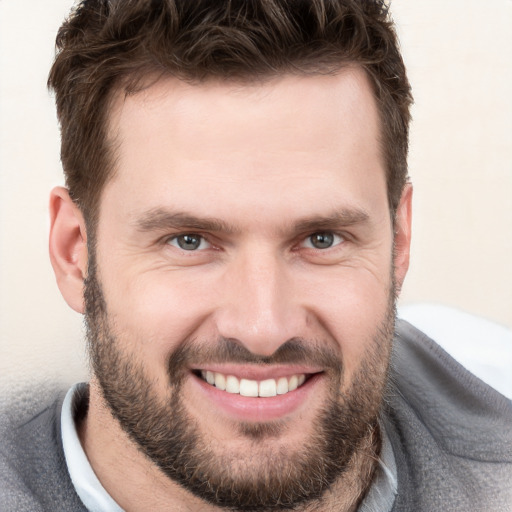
<box><xmin>1</xmin><ymin>320</ymin><xmax>511</xmax><ymax>511</ymax></box>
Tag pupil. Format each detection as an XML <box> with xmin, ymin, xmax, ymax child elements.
<box><xmin>178</xmin><ymin>234</ymin><xmax>200</xmax><ymax>250</ymax></box>
<box><xmin>311</xmin><ymin>232</ymin><xmax>333</xmax><ymax>249</ymax></box>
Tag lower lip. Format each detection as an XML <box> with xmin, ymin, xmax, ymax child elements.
<box><xmin>191</xmin><ymin>373</ymin><xmax>323</xmax><ymax>422</ymax></box>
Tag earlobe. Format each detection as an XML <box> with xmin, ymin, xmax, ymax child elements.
<box><xmin>49</xmin><ymin>186</ymin><xmax>88</xmax><ymax>313</ymax></box>
<box><xmin>393</xmin><ymin>183</ymin><xmax>413</xmax><ymax>295</ymax></box>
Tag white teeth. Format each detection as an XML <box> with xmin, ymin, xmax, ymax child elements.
<box><xmin>276</xmin><ymin>377</ymin><xmax>289</xmax><ymax>395</ymax></box>
<box><xmin>201</xmin><ymin>371</ymin><xmax>307</xmax><ymax>397</ymax></box>
<box><xmin>240</xmin><ymin>379</ymin><xmax>259</xmax><ymax>397</ymax></box>
<box><xmin>288</xmin><ymin>375</ymin><xmax>299</xmax><ymax>392</ymax></box>
<box><xmin>214</xmin><ymin>372</ymin><xmax>226</xmax><ymax>391</ymax></box>
<box><xmin>225</xmin><ymin>375</ymin><xmax>240</xmax><ymax>394</ymax></box>
<box><xmin>259</xmin><ymin>379</ymin><xmax>277</xmax><ymax>397</ymax></box>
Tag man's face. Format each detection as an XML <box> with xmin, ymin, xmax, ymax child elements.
<box><xmin>85</xmin><ymin>69</ymin><xmax>407</xmax><ymax>509</ymax></box>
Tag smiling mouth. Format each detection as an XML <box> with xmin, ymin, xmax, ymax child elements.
<box><xmin>196</xmin><ymin>370</ymin><xmax>311</xmax><ymax>397</ymax></box>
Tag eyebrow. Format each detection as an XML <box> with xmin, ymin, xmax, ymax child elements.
<box><xmin>134</xmin><ymin>206</ymin><xmax>370</xmax><ymax>236</ymax></box>
<box><xmin>134</xmin><ymin>209</ymin><xmax>239</xmax><ymax>234</ymax></box>
<box><xmin>291</xmin><ymin>208</ymin><xmax>370</xmax><ymax>234</ymax></box>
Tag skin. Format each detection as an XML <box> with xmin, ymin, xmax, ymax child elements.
<box><xmin>49</xmin><ymin>68</ymin><xmax>412</xmax><ymax>511</ymax></box>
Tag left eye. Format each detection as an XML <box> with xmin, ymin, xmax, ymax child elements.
<box><xmin>302</xmin><ymin>232</ymin><xmax>344</xmax><ymax>250</ymax></box>
<box><xmin>167</xmin><ymin>234</ymin><xmax>210</xmax><ymax>251</ymax></box>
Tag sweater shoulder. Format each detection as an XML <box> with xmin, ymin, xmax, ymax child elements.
<box><xmin>385</xmin><ymin>319</ymin><xmax>512</xmax><ymax>511</ymax></box>
<box><xmin>0</xmin><ymin>384</ymin><xmax>87</xmax><ymax>512</ymax></box>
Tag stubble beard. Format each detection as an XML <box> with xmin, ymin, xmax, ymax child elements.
<box><xmin>84</xmin><ymin>255</ymin><xmax>396</xmax><ymax>511</ymax></box>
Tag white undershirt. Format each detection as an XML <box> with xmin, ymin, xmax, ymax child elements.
<box><xmin>61</xmin><ymin>384</ymin><xmax>397</xmax><ymax>512</ymax></box>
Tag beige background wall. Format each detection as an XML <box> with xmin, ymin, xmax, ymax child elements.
<box><xmin>1</xmin><ymin>1</ymin><xmax>511</xmax><ymax>390</ymax></box>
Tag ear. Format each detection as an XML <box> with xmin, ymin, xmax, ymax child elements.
<box><xmin>393</xmin><ymin>183</ymin><xmax>413</xmax><ymax>295</ymax></box>
<box><xmin>49</xmin><ymin>186</ymin><xmax>88</xmax><ymax>313</ymax></box>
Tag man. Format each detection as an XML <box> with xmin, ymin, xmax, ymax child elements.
<box><xmin>1</xmin><ymin>1</ymin><xmax>511</xmax><ymax>511</ymax></box>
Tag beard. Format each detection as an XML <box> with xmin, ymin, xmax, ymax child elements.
<box><xmin>84</xmin><ymin>255</ymin><xmax>396</xmax><ymax>511</ymax></box>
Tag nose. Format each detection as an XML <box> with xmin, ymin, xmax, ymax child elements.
<box><xmin>215</xmin><ymin>246</ymin><xmax>306</xmax><ymax>357</ymax></box>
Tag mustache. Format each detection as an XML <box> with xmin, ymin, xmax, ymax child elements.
<box><xmin>168</xmin><ymin>337</ymin><xmax>342</xmax><ymax>377</ymax></box>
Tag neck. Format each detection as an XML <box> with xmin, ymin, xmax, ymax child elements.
<box><xmin>78</xmin><ymin>380</ymin><xmax>380</xmax><ymax>512</ymax></box>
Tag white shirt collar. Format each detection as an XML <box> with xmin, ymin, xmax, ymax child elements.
<box><xmin>61</xmin><ymin>384</ymin><xmax>124</xmax><ymax>512</ymax></box>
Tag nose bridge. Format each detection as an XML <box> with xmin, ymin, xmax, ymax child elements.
<box><xmin>216</xmin><ymin>245</ymin><xmax>302</xmax><ymax>357</ymax></box>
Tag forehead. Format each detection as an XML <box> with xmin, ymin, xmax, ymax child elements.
<box><xmin>102</xmin><ymin>69</ymin><xmax>386</xmax><ymax>225</ymax></box>
<box><xmin>108</xmin><ymin>68</ymin><xmax>381</xmax><ymax>158</ymax></box>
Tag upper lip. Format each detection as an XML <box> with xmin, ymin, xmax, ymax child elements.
<box><xmin>191</xmin><ymin>364</ymin><xmax>324</xmax><ymax>381</ymax></box>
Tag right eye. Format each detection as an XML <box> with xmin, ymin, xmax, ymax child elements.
<box><xmin>301</xmin><ymin>232</ymin><xmax>344</xmax><ymax>250</ymax></box>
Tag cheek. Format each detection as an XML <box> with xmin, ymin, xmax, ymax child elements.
<box><xmin>100</xmin><ymin>265</ymin><xmax>220</xmax><ymax>359</ymax></box>
<box><xmin>304</xmin><ymin>265</ymin><xmax>393</xmax><ymax>378</ymax></box>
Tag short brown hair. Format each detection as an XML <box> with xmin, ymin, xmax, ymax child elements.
<box><xmin>48</xmin><ymin>0</ymin><xmax>412</xmax><ymax>228</ymax></box>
